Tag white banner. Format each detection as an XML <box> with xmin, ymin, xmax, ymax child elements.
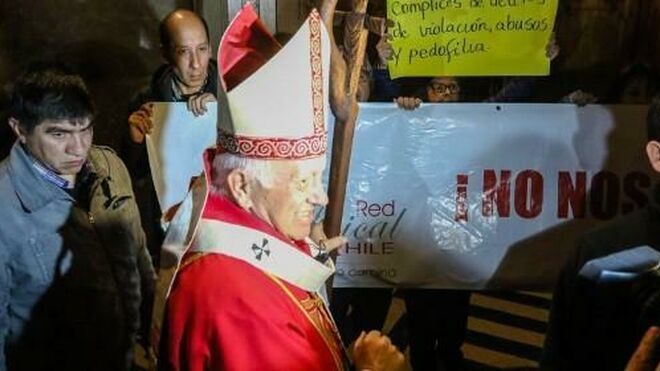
<box><xmin>146</xmin><ymin>103</ymin><xmax>217</xmax><ymax>212</ymax></box>
<box><xmin>332</xmin><ymin>103</ymin><xmax>656</xmax><ymax>290</ymax></box>
<box><xmin>145</xmin><ymin>102</ymin><xmax>655</xmax><ymax>290</ymax></box>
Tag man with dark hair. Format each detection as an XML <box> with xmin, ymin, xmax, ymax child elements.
<box><xmin>0</xmin><ymin>66</ymin><xmax>155</xmax><ymax>370</ymax></box>
<box><xmin>122</xmin><ymin>8</ymin><xmax>217</xmax><ymax>265</ymax></box>
<box><xmin>543</xmin><ymin>96</ymin><xmax>660</xmax><ymax>370</ymax></box>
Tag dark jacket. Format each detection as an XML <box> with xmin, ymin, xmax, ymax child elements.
<box><xmin>0</xmin><ymin>143</ymin><xmax>156</xmax><ymax>371</ymax></box>
<box><xmin>543</xmin><ymin>204</ymin><xmax>660</xmax><ymax>371</ymax></box>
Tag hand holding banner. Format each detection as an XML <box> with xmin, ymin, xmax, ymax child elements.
<box><xmin>145</xmin><ymin>103</ymin><xmax>217</xmax><ymax>213</ymax></box>
<box><xmin>387</xmin><ymin>0</ymin><xmax>559</xmax><ymax>78</ymax></box>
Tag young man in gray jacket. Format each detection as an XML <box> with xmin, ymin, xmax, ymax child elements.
<box><xmin>0</xmin><ymin>66</ymin><xmax>155</xmax><ymax>370</ymax></box>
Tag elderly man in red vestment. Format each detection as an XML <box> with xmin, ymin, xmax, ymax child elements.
<box><xmin>155</xmin><ymin>5</ymin><xmax>405</xmax><ymax>371</ymax></box>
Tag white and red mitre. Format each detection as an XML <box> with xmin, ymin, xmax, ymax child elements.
<box><xmin>216</xmin><ymin>4</ymin><xmax>331</xmax><ymax>160</ymax></box>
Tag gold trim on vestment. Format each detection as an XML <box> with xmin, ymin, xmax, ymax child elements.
<box><xmin>179</xmin><ymin>252</ymin><xmax>208</xmax><ymax>270</ymax></box>
<box><xmin>265</xmin><ymin>273</ymin><xmax>345</xmax><ymax>371</ymax></box>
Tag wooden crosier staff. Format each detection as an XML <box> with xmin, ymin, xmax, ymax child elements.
<box><xmin>319</xmin><ymin>0</ymin><xmax>370</xmax><ymax>239</ymax></box>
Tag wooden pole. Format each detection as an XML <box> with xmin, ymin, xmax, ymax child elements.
<box><xmin>320</xmin><ymin>0</ymin><xmax>370</xmax><ymax>239</ymax></box>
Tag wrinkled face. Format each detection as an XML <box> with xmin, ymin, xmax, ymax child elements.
<box><xmin>19</xmin><ymin>118</ymin><xmax>93</xmax><ymax>183</ymax></box>
<box><xmin>167</xmin><ymin>20</ymin><xmax>210</xmax><ymax>94</ymax></box>
<box><xmin>426</xmin><ymin>76</ymin><xmax>460</xmax><ymax>103</ymax></box>
<box><xmin>249</xmin><ymin>157</ymin><xmax>328</xmax><ymax>241</ymax></box>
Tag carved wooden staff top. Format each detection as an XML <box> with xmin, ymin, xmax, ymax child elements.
<box><xmin>320</xmin><ymin>0</ymin><xmax>370</xmax><ymax>239</ymax></box>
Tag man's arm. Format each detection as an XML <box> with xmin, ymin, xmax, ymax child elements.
<box><xmin>128</xmin><ymin>103</ymin><xmax>154</xmax><ymax>145</ymax></box>
<box><xmin>100</xmin><ymin>148</ymin><xmax>157</xmax><ymax>353</ymax></box>
<box><xmin>118</xmin><ymin>153</ymin><xmax>157</xmax><ymax>345</ymax></box>
<box><xmin>626</xmin><ymin>326</ymin><xmax>660</xmax><ymax>371</ymax></box>
<box><xmin>135</xmin><ymin>220</ymin><xmax>156</xmax><ymax>348</ymax></box>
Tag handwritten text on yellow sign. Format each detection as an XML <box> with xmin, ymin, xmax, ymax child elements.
<box><xmin>387</xmin><ymin>0</ymin><xmax>559</xmax><ymax>77</ymax></box>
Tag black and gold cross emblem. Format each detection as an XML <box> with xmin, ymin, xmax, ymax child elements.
<box><xmin>251</xmin><ymin>238</ymin><xmax>270</xmax><ymax>261</ymax></box>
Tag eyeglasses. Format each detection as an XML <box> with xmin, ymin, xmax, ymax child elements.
<box><xmin>429</xmin><ymin>82</ymin><xmax>460</xmax><ymax>94</ymax></box>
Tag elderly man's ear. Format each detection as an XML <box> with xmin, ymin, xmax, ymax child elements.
<box><xmin>226</xmin><ymin>169</ymin><xmax>254</xmax><ymax>209</ymax></box>
<box><xmin>647</xmin><ymin>141</ymin><xmax>660</xmax><ymax>173</ymax></box>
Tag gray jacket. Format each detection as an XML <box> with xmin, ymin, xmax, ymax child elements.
<box><xmin>0</xmin><ymin>143</ymin><xmax>155</xmax><ymax>371</ymax></box>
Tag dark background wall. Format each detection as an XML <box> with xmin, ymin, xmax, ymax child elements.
<box><xmin>0</xmin><ymin>0</ymin><xmax>191</xmax><ymax>155</ymax></box>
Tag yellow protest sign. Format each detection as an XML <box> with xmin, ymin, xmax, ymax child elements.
<box><xmin>387</xmin><ymin>0</ymin><xmax>559</xmax><ymax>78</ymax></box>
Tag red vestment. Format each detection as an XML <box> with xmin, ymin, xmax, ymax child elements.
<box><xmin>159</xmin><ymin>193</ymin><xmax>344</xmax><ymax>371</ymax></box>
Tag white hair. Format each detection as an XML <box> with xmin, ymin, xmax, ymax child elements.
<box><xmin>211</xmin><ymin>152</ymin><xmax>327</xmax><ymax>198</ymax></box>
<box><xmin>210</xmin><ymin>152</ymin><xmax>276</xmax><ymax>195</ymax></box>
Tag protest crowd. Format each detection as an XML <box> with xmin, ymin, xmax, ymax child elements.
<box><xmin>2</xmin><ymin>0</ymin><xmax>660</xmax><ymax>370</ymax></box>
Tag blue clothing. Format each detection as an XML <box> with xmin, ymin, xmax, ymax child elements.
<box><xmin>30</xmin><ymin>154</ymin><xmax>87</xmax><ymax>189</ymax></box>
<box><xmin>0</xmin><ymin>142</ymin><xmax>155</xmax><ymax>371</ymax></box>
<box><xmin>370</xmin><ymin>69</ymin><xmax>402</xmax><ymax>102</ymax></box>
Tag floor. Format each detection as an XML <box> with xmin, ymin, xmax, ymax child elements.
<box><xmin>380</xmin><ymin>291</ymin><xmax>552</xmax><ymax>370</ymax></box>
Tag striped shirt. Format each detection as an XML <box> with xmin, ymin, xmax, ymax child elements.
<box><xmin>31</xmin><ymin>155</ymin><xmax>93</xmax><ymax>190</ymax></box>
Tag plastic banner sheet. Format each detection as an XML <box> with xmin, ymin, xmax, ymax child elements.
<box><xmin>146</xmin><ymin>103</ymin><xmax>216</xmax><ymax>212</ymax></box>
<box><xmin>332</xmin><ymin>103</ymin><xmax>655</xmax><ymax>290</ymax></box>
<box><xmin>387</xmin><ymin>0</ymin><xmax>558</xmax><ymax>77</ymax></box>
